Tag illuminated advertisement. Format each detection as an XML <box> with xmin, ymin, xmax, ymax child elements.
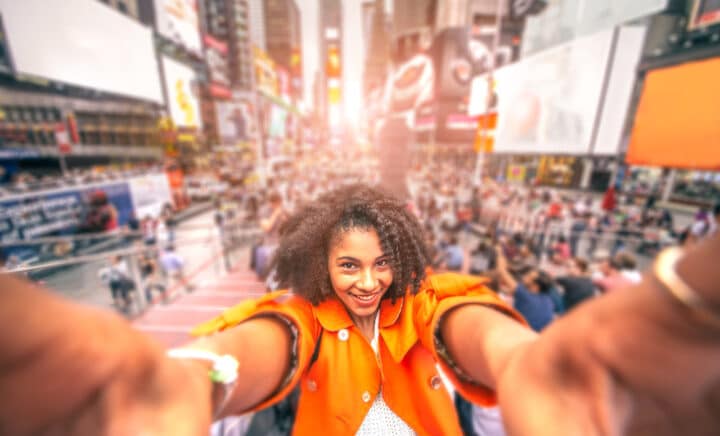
<box><xmin>204</xmin><ymin>34</ymin><xmax>231</xmax><ymax>87</ymax></box>
<box><xmin>216</xmin><ymin>94</ymin><xmax>259</xmax><ymax>146</ymax></box>
<box><xmin>154</xmin><ymin>0</ymin><xmax>202</xmax><ymax>55</ymax></box>
<box><xmin>161</xmin><ymin>56</ymin><xmax>202</xmax><ymax>129</ymax></box>
<box><xmin>387</xmin><ymin>54</ymin><xmax>434</xmax><ymax>114</ymax></box>
<box><xmin>494</xmin><ymin>29</ymin><xmax>614</xmax><ymax>154</ymax></box>
<box><xmin>254</xmin><ymin>46</ymin><xmax>279</xmax><ymax>97</ymax></box>
<box><xmin>0</xmin><ymin>0</ymin><xmax>162</xmax><ymax>103</ymax></box>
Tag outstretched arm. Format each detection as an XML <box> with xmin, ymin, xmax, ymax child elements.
<box><xmin>441</xmin><ymin>234</ymin><xmax>720</xmax><ymax>435</ymax></box>
<box><xmin>0</xmin><ymin>274</ymin><xmax>293</xmax><ymax>435</ymax></box>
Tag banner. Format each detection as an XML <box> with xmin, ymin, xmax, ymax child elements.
<box><xmin>162</xmin><ymin>56</ymin><xmax>202</xmax><ymax>129</ymax></box>
<box><xmin>128</xmin><ymin>174</ymin><xmax>173</xmax><ymax>220</ymax></box>
<box><xmin>154</xmin><ymin>0</ymin><xmax>202</xmax><ymax>55</ymax></box>
<box><xmin>216</xmin><ymin>94</ymin><xmax>259</xmax><ymax>146</ymax></box>
<box><xmin>0</xmin><ymin>181</ymin><xmax>134</xmax><ymax>263</ymax></box>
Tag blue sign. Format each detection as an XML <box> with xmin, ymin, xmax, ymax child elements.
<box><xmin>0</xmin><ymin>182</ymin><xmax>134</xmax><ymax>263</ymax></box>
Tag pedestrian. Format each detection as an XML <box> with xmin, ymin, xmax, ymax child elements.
<box><xmin>602</xmin><ymin>184</ymin><xmax>616</xmax><ymax>212</ymax></box>
<box><xmin>494</xmin><ymin>246</ymin><xmax>555</xmax><ymax>332</ymax></box>
<box><xmin>99</xmin><ymin>255</ymin><xmax>134</xmax><ymax>313</ymax></box>
<box><xmin>555</xmin><ymin>257</ymin><xmax>596</xmax><ymax>312</ymax></box>
<box><xmin>159</xmin><ymin>245</ymin><xmax>193</xmax><ymax>293</ymax></box>
<box><xmin>140</xmin><ymin>254</ymin><xmax>167</xmax><ymax>304</ymax></box>
<box><xmin>442</xmin><ymin>234</ymin><xmax>465</xmax><ymax>272</ymax></box>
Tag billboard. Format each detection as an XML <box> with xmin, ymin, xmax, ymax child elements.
<box><xmin>204</xmin><ymin>34</ymin><xmax>231</xmax><ymax>87</ymax></box>
<box><xmin>522</xmin><ymin>0</ymin><xmax>667</xmax><ymax>56</ymax></box>
<box><xmin>0</xmin><ymin>181</ymin><xmax>134</xmax><ymax>263</ymax></box>
<box><xmin>689</xmin><ymin>0</ymin><xmax>720</xmax><ymax>29</ymax></box>
<box><xmin>0</xmin><ymin>0</ymin><xmax>162</xmax><ymax>103</ymax></box>
<box><xmin>593</xmin><ymin>26</ymin><xmax>647</xmax><ymax>155</ymax></box>
<box><xmin>386</xmin><ymin>54</ymin><xmax>434</xmax><ymax>114</ymax></box>
<box><xmin>154</xmin><ymin>0</ymin><xmax>202</xmax><ymax>55</ymax></box>
<box><xmin>128</xmin><ymin>174</ymin><xmax>173</xmax><ymax>219</ymax></box>
<box><xmin>627</xmin><ymin>57</ymin><xmax>720</xmax><ymax>170</ymax></box>
<box><xmin>161</xmin><ymin>56</ymin><xmax>202</xmax><ymax>129</ymax></box>
<box><xmin>216</xmin><ymin>95</ymin><xmax>259</xmax><ymax>146</ymax></box>
<box><xmin>494</xmin><ymin>29</ymin><xmax>614</xmax><ymax>155</ymax></box>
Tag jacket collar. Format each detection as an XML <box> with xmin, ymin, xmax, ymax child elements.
<box><xmin>314</xmin><ymin>294</ymin><xmax>405</xmax><ymax>332</ymax></box>
<box><xmin>314</xmin><ymin>294</ymin><xmax>415</xmax><ymax>363</ymax></box>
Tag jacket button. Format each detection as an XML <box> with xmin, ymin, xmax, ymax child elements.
<box><xmin>338</xmin><ymin>329</ymin><xmax>349</xmax><ymax>341</ymax></box>
<box><xmin>307</xmin><ymin>379</ymin><xmax>318</xmax><ymax>392</ymax></box>
<box><xmin>361</xmin><ymin>391</ymin><xmax>371</xmax><ymax>403</ymax></box>
<box><xmin>429</xmin><ymin>375</ymin><xmax>442</xmax><ymax>390</ymax></box>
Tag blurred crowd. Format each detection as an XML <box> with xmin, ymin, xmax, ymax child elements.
<box><xmin>408</xmin><ymin>161</ymin><xmax>719</xmax><ymax>327</ymax></box>
<box><xmin>0</xmin><ymin>164</ymin><xmax>165</xmax><ymax>197</ymax></box>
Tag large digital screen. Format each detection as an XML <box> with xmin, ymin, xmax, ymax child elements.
<box><xmin>154</xmin><ymin>0</ymin><xmax>202</xmax><ymax>55</ymax></box>
<box><xmin>494</xmin><ymin>29</ymin><xmax>614</xmax><ymax>155</ymax></box>
<box><xmin>162</xmin><ymin>56</ymin><xmax>202</xmax><ymax>129</ymax></box>
<box><xmin>0</xmin><ymin>0</ymin><xmax>163</xmax><ymax>103</ymax></box>
<box><xmin>627</xmin><ymin>57</ymin><xmax>720</xmax><ymax>170</ymax></box>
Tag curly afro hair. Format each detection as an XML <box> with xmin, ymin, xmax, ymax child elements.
<box><xmin>271</xmin><ymin>184</ymin><xmax>430</xmax><ymax>305</ymax></box>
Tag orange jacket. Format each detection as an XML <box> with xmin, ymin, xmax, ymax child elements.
<box><xmin>193</xmin><ymin>273</ymin><xmax>524</xmax><ymax>435</ymax></box>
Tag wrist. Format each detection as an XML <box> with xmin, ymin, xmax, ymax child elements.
<box><xmin>676</xmin><ymin>234</ymin><xmax>720</xmax><ymax>310</ymax></box>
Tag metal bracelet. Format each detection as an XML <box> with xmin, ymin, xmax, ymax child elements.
<box><xmin>653</xmin><ymin>247</ymin><xmax>720</xmax><ymax>328</ymax></box>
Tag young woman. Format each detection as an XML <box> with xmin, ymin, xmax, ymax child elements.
<box><xmin>1</xmin><ymin>185</ymin><xmax>719</xmax><ymax>436</ymax></box>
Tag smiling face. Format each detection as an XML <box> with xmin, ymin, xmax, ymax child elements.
<box><xmin>328</xmin><ymin>228</ymin><xmax>394</xmax><ymax>324</ymax></box>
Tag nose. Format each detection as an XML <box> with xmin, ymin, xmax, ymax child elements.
<box><xmin>356</xmin><ymin>268</ymin><xmax>378</xmax><ymax>293</ymax></box>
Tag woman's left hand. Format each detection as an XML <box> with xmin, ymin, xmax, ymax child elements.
<box><xmin>496</xmin><ymin>280</ymin><xmax>720</xmax><ymax>436</ymax></box>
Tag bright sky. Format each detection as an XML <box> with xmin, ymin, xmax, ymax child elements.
<box><xmin>298</xmin><ymin>0</ymin><xmax>365</xmax><ymax>128</ymax></box>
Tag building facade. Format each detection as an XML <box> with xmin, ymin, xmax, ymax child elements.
<box><xmin>318</xmin><ymin>0</ymin><xmax>343</xmax><ymax>133</ymax></box>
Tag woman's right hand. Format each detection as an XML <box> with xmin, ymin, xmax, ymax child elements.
<box><xmin>0</xmin><ymin>275</ymin><xmax>213</xmax><ymax>435</ymax></box>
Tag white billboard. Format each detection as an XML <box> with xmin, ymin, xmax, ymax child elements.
<box><xmin>154</xmin><ymin>0</ymin><xmax>202</xmax><ymax>55</ymax></box>
<box><xmin>522</xmin><ymin>0</ymin><xmax>666</xmax><ymax>56</ymax></box>
<box><xmin>0</xmin><ymin>0</ymin><xmax>163</xmax><ymax>103</ymax></box>
<box><xmin>128</xmin><ymin>174</ymin><xmax>173</xmax><ymax>219</ymax></box>
<box><xmin>494</xmin><ymin>29</ymin><xmax>614</xmax><ymax>155</ymax></box>
<box><xmin>161</xmin><ymin>56</ymin><xmax>202</xmax><ymax>129</ymax></box>
<box><xmin>593</xmin><ymin>26</ymin><xmax>648</xmax><ymax>155</ymax></box>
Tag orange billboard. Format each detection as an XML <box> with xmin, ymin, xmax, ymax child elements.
<box><xmin>627</xmin><ymin>57</ymin><xmax>720</xmax><ymax>170</ymax></box>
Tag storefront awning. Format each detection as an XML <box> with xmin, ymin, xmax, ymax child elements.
<box><xmin>627</xmin><ymin>57</ymin><xmax>720</xmax><ymax>170</ymax></box>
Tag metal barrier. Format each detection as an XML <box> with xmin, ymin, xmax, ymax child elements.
<box><xmin>1</xmin><ymin>223</ymin><xmax>263</xmax><ymax>319</ymax></box>
<box><xmin>479</xmin><ymin>208</ymin><xmax>677</xmax><ymax>260</ymax></box>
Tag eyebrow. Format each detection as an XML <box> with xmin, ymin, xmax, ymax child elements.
<box><xmin>335</xmin><ymin>255</ymin><xmax>388</xmax><ymax>262</ymax></box>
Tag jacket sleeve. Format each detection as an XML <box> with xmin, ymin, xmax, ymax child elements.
<box><xmin>412</xmin><ymin>273</ymin><xmax>527</xmax><ymax>406</ymax></box>
<box><xmin>191</xmin><ymin>290</ymin><xmax>320</xmax><ymax>412</ymax></box>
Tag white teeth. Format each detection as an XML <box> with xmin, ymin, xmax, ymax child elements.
<box><xmin>354</xmin><ymin>294</ymin><xmax>375</xmax><ymax>301</ymax></box>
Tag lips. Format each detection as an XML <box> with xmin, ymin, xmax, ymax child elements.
<box><xmin>348</xmin><ymin>291</ymin><xmax>383</xmax><ymax>307</ymax></box>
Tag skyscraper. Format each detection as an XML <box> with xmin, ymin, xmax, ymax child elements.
<box><xmin>248</xmin><ymin>0</ymin><xmax>267</xmax><ymax>51</ymax></box>
<box><xmin>318</xmin><ymin>0</ymin><xmax>343</xmax><ymax>132</ymax></box>
<box><xmin>202</xmin><ymin>0</ymin><xmax>254</xmax><ymax>91</ymax></box>
<box><xmin>363</xmin><ymin>0</ymin><xmax>391</xmax><ymax>94</ymax></box>
<box><xmin>263</xmin><ymin>0</ymin><xmax>303</xmax><ymax>100</ymax></box>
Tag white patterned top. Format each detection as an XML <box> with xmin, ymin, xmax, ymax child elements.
<box><xmin>355</xmin><ymin>314</ymin><xmax>416</xmax><ymax>436</ymax></box>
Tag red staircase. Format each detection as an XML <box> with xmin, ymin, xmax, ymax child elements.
<box><xmin>133</xmin><ymin>269</ymin><xmax>266</xmax><ymax>348</ymax></box>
